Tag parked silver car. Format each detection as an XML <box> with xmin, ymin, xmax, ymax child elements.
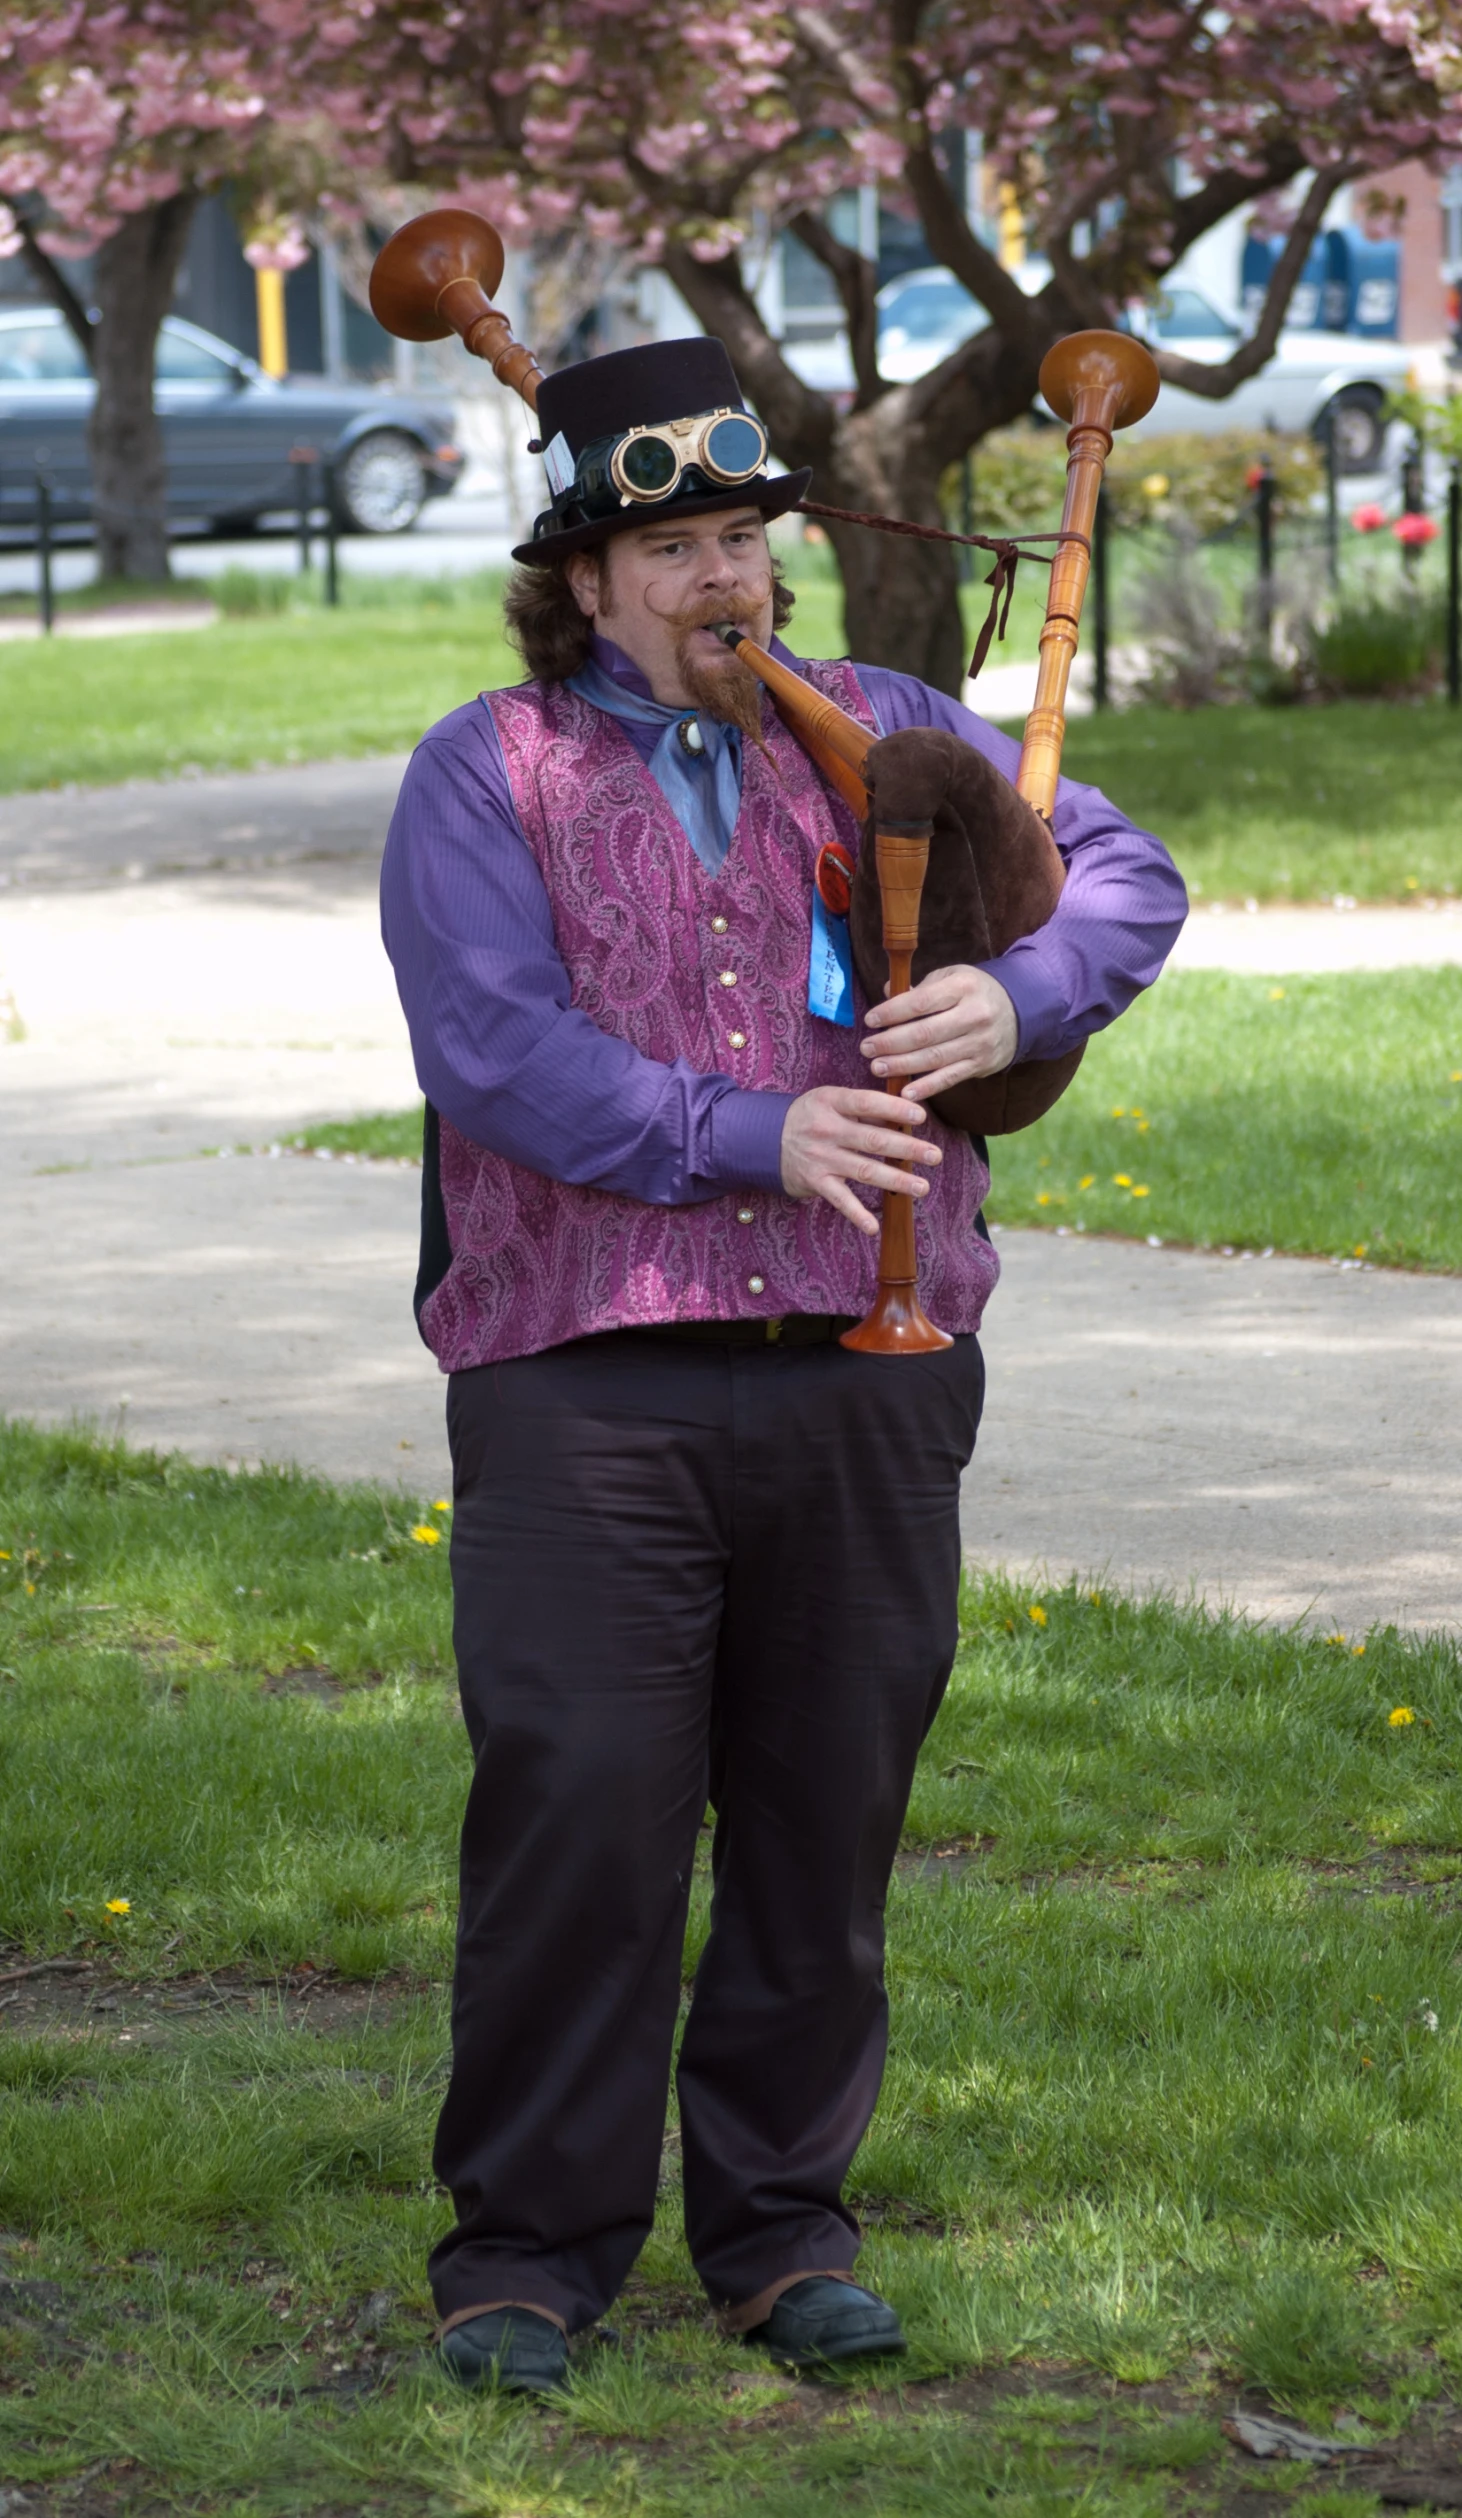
<box><xmin>0</xmin><ymin>305</ymin><xmax>464</xmax><ymax>534</ymax></box>
<box><xmin>790</xmin><ymin>267</ymin><xmax>1413</xmax><ymax>470</ymax></box>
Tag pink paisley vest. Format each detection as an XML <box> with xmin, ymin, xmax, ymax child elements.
<box><xmin>420</xmin><ymin>661</ymin><xmax>1000</xmax><ymax>1369</ymax></box>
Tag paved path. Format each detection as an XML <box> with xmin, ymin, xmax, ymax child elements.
<box><xmin>3</xmin><ymin>756</ymin><xmax>1459</xmax><ymax>1633</ymax></box>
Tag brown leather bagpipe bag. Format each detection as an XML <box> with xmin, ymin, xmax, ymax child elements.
<box><xmin>848</xmin><ymin>726</ymin><xmax>1083</xmax><ymax>1137</ymax></box>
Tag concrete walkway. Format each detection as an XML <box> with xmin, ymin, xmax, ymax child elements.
<box><xmin>2</xmin><ymin>757</ymin><xmax>1458</xmax><ymax>1634</ymax></box>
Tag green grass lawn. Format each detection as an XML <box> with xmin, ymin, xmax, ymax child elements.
<box><xmin>2</xmin><ymin>555</ymin><xmax>1460</xmax><ymax>904</ymax></box>
<box><xmin>985</xmin><ymin>965</ymin><xmax>1462</xmax><ymax>1271</ymax></box>
<box><xmin>4</xmin><ymin>1417</ymin><xmax>1462</xmax><ymax>2512</ymax></box>
<box><xmin>290</xmin><ymin>966</ymin><xmax>1462</xmax><ymax>1276</ymax></box>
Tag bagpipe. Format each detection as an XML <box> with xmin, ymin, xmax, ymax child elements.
<box><xmin>368</xmin><ymin>210</ymin><xmax>1159</xmax><ymax>1354</ymax></box>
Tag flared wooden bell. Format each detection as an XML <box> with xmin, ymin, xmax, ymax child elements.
<box><xmin>369</xmin><ymin>208</ymin><xmax>542</xmax><ymax>408</ymax></box>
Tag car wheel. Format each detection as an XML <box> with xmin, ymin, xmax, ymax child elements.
<box><xmin>1316</xmin><ymin>387</ymin><xmax>1386</xmax><ymax>475</ymax></box>
<box><xmin>336</xmin><ymin>431</ymin><xmax>428</xmax><ymax>533</ymax></box>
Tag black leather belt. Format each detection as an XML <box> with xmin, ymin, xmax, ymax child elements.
<box><xmin>619</xmin><ymin>1314</ymin><xmax>856</xmax><ymax>1349</ymax></box>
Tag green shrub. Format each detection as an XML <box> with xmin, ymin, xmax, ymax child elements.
<box><xmin>945</xmin><ymin>426</ymin><xmax>1321</xmax><ymax>544</ymax></box>
<box><xmin>1105</xmin><ymin>429</ymin><xmax>1321</xmax><ymax>537</ymax></box>
<box><xmin>1311</xmin><ymin>590</ymin><xmax>1443</xmax><ymax>695</ymax></box>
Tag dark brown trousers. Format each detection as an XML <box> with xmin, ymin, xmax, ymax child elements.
<box><xmin>430</xmin><ymin>1326</ymin><xmax>985</xmax><ymax>2336</ymax></box>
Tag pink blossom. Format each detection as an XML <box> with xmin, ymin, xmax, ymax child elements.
<box><xmin>1393</xmin><ymin>510</ymin><xmax>1439</xmax><ymax>544</ymax></box>
<box><xmin>1351</xmin><ymin>503</ymin><xmax>1388</xmax><ymax>531</ymax></box>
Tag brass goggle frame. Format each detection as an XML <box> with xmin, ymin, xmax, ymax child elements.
<box><xmin>608</xmin><ymin>407</ymin><xmax>769</xmax><ymax>505</ymax></box>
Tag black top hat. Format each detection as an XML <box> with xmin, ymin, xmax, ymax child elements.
<box><xmin>511</xmin><ymin>336</ymin><xmax>811</xmax><ymax>564</ymax></box>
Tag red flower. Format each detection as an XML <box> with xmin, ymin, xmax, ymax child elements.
<box><xmin>1245</xmin><ymin>463</ymin><xmax>1265</xmax><ymax>489</ymax></box>
<box><xmin>1393</xmin><ymin>512</ymin><xmax>1439</xmax><ymax>546</ymax></box>
<box><xmin>1350</xmin><ymin>503</ymin><xmax>1387</xmax><ymax>533</ymax></box>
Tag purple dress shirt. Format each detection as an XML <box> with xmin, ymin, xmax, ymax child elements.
<box><xmin>380</xmin><ymin>638</ymin><xmax>1188</xmax><ymax>1206</ymax></box>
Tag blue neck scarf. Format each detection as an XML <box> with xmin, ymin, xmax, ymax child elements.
<box><xmin>566</xmin><ymin>643</ymin><xmax>742</xmax><ymax>877</ymax></box>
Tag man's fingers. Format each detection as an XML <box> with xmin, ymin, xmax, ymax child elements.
<box><xmin>834</xmin><ymin>1087</ymin><xmax>930</xmax><ymax>1127</ymax></box>
<box><xmin>817</xmin><ymin>1162</ymin><xmax>930</xmax><ymax>1205</ymax></box>
<box><xmin>898</xmin><ymin>1062</ymin><xmax>980</xmax><ymax>1101</ymax></box>
<box><xmin>865</xmin><ymin>972</ymin><xmax>965</xmax><ymax>1030</ymax></box>
<box><xmin>815</xmin><ymin>1177</ymin><xmax>882</xmax><ymax>1234</ymax></box>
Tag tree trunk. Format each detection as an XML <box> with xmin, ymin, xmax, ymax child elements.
<box><xmin>87</xmin><ymin>193</ymin><xmax>198</xmax><ymax>582</ymax></box>
<box><xmin>810</xmin><ymin>388</ymin><xmax>968</xmax><ymax>694</ymax></box>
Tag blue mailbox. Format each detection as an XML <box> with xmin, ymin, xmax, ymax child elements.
<box><xmin>1322</xmin><ymin>227</ymin><xmax>1400</xmax><ymax>337</ymax></box>
<box><xmin>1241</xmin><ymin>230</ymin><xmax>1328</xmax><ymax>330</ymax></box>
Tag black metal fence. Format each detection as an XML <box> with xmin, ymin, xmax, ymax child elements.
<box><xmin>1074</xmin><ymin>443</ymin><xmax>1462</xmax><ymax>710</ymax></box>
<box><xmin>20</xmin><ymin>442</ymin><xmax>346</xmax><ymax>632</ymax></box>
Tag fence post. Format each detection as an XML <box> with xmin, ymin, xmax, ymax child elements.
<box><xmin>323</xmin><ymin>452</ymin><xmax>340</xmax><ymax>608</ymax></box>
<box><xmin>1401</xmin><ymin>427</ymin><xmax>1426</xmax><ymax>577</ymax></box>
<box><xmin>1092</xmin><ymin>482</ymin><xmax>1110</xmax><ymax>710</ymax></box>
<box><xmin>289</xmin><ymin>445</ymin><xmax>317</xmax><ymax>578</ymax></box>
<box><xmin>958</xmin><ymin>453</ymin><xmax>974</xmax><ymax>585</ymax></box>
<box><xmin>1322</xmin><ymin>405</ymin><xmax>1339</xmax><ymax>590</ymax></box>
<box><xmin>1439</xmin><ymin>458</ymin><xmax>1449</xmax><ymax>700</ymax></box>
<box><xmin>1255</xmin><ymin>455</ymin><xmax>1275</xmax><ymax>640</ymax></box>
<box><xmin>35</xmin><ymin>466</ymin><xmax>54</xmax><ymax>634</ymax></box>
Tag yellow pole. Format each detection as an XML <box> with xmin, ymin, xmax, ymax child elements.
<box><xmin>255</xmin><ymin>266</ymin><xmax>288</xmax><ymax>377</ymax></box>
<box><xmin>997</xmin><ymin>181</ymin><xmax>1025</xmax><ymax>272</ymax></box>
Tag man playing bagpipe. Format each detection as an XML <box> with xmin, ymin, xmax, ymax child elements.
<box><xmin>381</xmin><ymin>333</ymin><xmax>1186</xmax><ymax>2393</ymax></box>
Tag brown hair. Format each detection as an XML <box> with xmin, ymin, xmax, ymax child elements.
<box><xmin>503</xmin><ymin>544</ymin><xmax>796</xmax><ymax>684</ymax></box>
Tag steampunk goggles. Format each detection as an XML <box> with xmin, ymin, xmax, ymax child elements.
<box><xmin>567</xmin><ymin>407</ymin><xmax>770</xmax><ymax>518</ymax></box>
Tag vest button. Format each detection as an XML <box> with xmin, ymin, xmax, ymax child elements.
<box><xmin>718</xmin><ymin>969</ymin><xmax>738</xmax><ymax>988</ymax></box>
<box><xmin>727</xmin><ymin>1030</ymin><xmax>746</xmax><ymax>1050</ymax></box>
<box><xmin>710</xmin><ymin>915</ymin><xmax>728</xmax><ymax>935</ymax></box>
<box><xmin>736</xmin><ymin>1207</ymin><xmax>754</xmax><ymax>1225</ymax></box>
<box><xmin>747</xmin><ymin>1275</ymin><xmax>765</xmax><ymax>1295</ymax></box>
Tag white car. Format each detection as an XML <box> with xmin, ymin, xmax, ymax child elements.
<box><xmin>783</xmin><ymin>267</ymin><xmax>1412</xmax><ymax>471</ymax></box>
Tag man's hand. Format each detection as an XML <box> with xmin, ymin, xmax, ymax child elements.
<box><xmin>780</xmin><ymin>1085</ymin><xmax>941</xmax><ymax>1236</ymax></box>
<box><xmin>861</xmin><ymin>964</ymin><xmax>1018</xmax><ymax>1100</ymax></box>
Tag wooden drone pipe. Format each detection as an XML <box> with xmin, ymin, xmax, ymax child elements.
<box><xmin>1016</xmin><ymin>330</ymin><xmax>1159</xmax><ymax>816</ymax></box>
<box><xmin>368</xmin><ymin>208</ymin><xmax>543</xmax><ymax>409</ymax></box>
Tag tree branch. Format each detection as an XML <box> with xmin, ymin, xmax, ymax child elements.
<box><xmin>1161</xmin><ymin>143</ymin><xmax>1310</xmax><ymax>274</ymax></box>
<box><xmin>0</xmin><ymin>196</ymin><xmax>95</xmax><ymax>366</ymax></box>
<box><xmin>900</xmin><ymin>139</ymin><xmax>1043</xmax><ymax>350</ymax></box>
<box><xmin>1153</xmin><ymin>164</ymin><xmax>1348</xmax><ymax>397</ymax></box>
<box><xmin>787</xmin><ymin>209</ymin><xmax>881</xmax><ymax>406</ymax></box>
<box><xmin>659</xmin><ymin>243</ymin><xmax>837</xmax><ymax>468</ymax></box>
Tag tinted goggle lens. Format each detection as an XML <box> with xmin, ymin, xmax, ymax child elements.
<box><xmin>618</xmin><ymin>434</ymin><xmax>679</xmax><ymax>495</ymax></box>
<box><xmin>701</xmin><ymin>414</ymin><xmax>765</xmax><ymax>480</ymax></box>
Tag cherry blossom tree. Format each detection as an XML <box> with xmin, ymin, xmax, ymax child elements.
<box><xmin>324</xmin><ymin>0</ymin><xmax>1461</xmax><ymax>688</ymax></box>
<box><xmin>0</xmin><ymin>4</ymin><xmax>344</xmax><ymax>578</ymax></box>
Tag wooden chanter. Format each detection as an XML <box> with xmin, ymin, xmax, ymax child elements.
<box><xmin>365</xmin><ymin>213</ymin><xmax>1159</xmax><ymax>1357</ymax></box>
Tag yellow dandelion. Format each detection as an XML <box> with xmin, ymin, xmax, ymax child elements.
<box><xmin>1388</xmin><ymin>1705</ymin><xmax>1415</xmax><ymax>1726</ymax></box>
<box><xmin>1269</xmin><ymin>987</ymin><xmax>1286</xmax><ymax>1001</ymax></box>
<box><xmin>1136</xmin><ymin>1118</ymin><xmax>1150</xmax><ymax>1133</ymax></box>
<box><xmin>1353</xmin><ymin>1244</ymin><xmax>1367</xmax><ymax>1258</ymax></box>
<box><xmin>1326</xmin><ymin>1632</ymin><xmax>1347</xmax><ymax>1646</ymax></box>
<box><xmin>24</xmin><ymin>1582</ymin><xmax>35</xmax><ymax>1596</ymax></box>
<box><xmin>1078</xmin><ymin>1175</ymin><xmax>1095</xmax><ymax>1190</ymax></box>
<box><xmin>1452</xmin><ymin>1071</ymin><xmax>1462</xmax><ymax>1083</ymax></box>
<box><xmin>0</xmin><ymin>1550</ymin><xmax>9</xmax><ymax>1560</ymax></box>
<box><xmin>432</xmin><ymin>1498</ymin><xmax>452</xmax><ymax>1512</ymax></box>
<box><xmin>104</xmin><ymin>1898</ymin><xmax>130</xmax><ymax>1916</ymax></box>
<box><xmin>410</xmin><ymin>1524</ymin><xmax>442</xmax><ymax>1547</ymax></box>
<box><xmin>1113</xmin><ymin>1172</ymin><xmax>1132</xmax><ymax>1188</ymax></box>
<box><xmin>1405</xmin><ymin>876</ymin><xmax>1419</xmax><ymax>889</ymax></box>
<box><xmin>1028</xmin><ymin>1603</ymin><xmax>1048</xmax><ymax>1627</ymax></box>
<box><xmin>1110</xmin><ymin>1106</ymin><xmax>1127</xmax><ymax>1119</ymax></box>
<box><xmin>1353</xmin><ymin>1644</ymin><xmax>1366</xmax><ymax>1657</ymax></box>
<box><xmin>1088</xmin><ymin>1590</ymin><xmax>1103</xmax><ymax>1607</ymax></box>
<box><xmin>1131</xmin><ymin>1185</ymin><xmax>1150</xmax><ymax>1198</ymax></box>
<box><xmin>1036</xmin><ymin>1191</ymin><xmax>1051</xmax><ymax>1206</ymax></box>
